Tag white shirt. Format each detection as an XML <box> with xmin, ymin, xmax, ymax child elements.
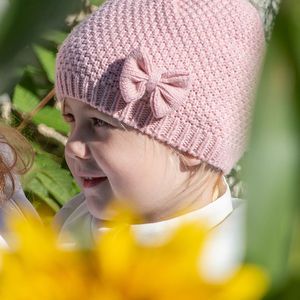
<box><xmin>51</xmin><ymin>182</ymin><xmax>246</xmax><ymax>282</ymax></box>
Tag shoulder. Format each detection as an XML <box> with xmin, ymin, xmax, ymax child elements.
<box><xmin>0</xmin><ymin>189</ymin><xmax>42</xmax><ymax>248</ymax></box>
<box><xmin>199</xmin><ymin>197</ymin><xmax>246</xmax><ymax>282</ymax></box>
<box><xmin>0</xmin><ymin>189</ymin><xmax>42</xmax><ymax>227</ymax></box>
<box><xmin>211</xmin><ymin>197</ymin><xmax>246</xmax><ymax>235</ymax></box>
<box><xmin>231</xmin><ymin>197</ymin><xmax>246</xmax><ymax>210</ymax></box>
<box><xmin>50</xmin><ymin>193</ymin><xmax>99</xmax><ymax>248</ymax></box>
<box><xmin>227</xmin><ymin>197</ymin><xmax>246</xmax><ymax>223</ymax></box>
<box><xmin>50</xmin><ymin>192</ymin><xmax>87</xmax><ymax>233</ymax></box>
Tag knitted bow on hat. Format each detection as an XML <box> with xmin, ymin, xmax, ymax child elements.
<box><xmin>120</xmin><ymin>48</ymin><xmax>191</xmax><ymax>118</ymax></box>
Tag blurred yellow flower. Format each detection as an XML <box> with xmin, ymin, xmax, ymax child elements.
<box><xmin>0</xmin><ymin>217</ymin><xmax>269</xmax><ymax>300</ymax></box>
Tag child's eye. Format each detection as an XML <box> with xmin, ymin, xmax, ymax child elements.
<box><xmin>62</xmin><ymin>113</ymin><xmax>74</xmax><ymax>123</ymax></box>
<box><xmin>92</xmin><ymin>118</ymin><xmax>108</xmax><ymax>127</ymax></box>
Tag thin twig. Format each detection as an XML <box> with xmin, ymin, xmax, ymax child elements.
<box><xmin>17</xmin><ymin>88</ymin><xmax>56</xmax><ymax>132</ymax></box>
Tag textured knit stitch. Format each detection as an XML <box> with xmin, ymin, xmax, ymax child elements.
<box><xmin>55</xmin><ymin>0</ymin><xmax>265</xmax><ymax>174</ymax></box>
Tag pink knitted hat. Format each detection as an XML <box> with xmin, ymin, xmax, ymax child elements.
<box><xmin>55</xmin><ymin>0</ymin><xmax>265</xmax><ymax>174</ymax></box>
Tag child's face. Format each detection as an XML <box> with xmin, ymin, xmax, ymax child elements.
<box><xmin>63</xmin><ymin>98</ymin><xmax>191</xmax><ymax>222</ymax></box>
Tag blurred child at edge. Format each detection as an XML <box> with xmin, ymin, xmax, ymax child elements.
<box><xmin>52</xmin><ymin>0</ymin><xmax>265</xmax><ymax>282</ymax></box>
<box><xmin>0</xmin><ymin>121</ymin><xmax>42</xmax><ymax>248</ymax></box>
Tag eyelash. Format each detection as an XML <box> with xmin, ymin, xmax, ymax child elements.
<box><xmin>62</xmin><ymin>113</ymin><xmax>74</xmax><ymax>123</ymax></box>
<box><xmin>62</xmin><ymin>114</ymin><xmax>108</xmax><ymax>127</ymax></box>
<box><xmin>92</xmin><ymin>118</ymin><xmax>108</xmax><ymax>127</ymax></box>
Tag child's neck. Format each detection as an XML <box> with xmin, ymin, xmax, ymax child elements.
<box><xmin>142</xmin><ymin>177</ymin><xmax>227</xmax><ymax>223</ymax></box>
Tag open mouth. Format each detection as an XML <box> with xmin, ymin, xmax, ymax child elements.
<box><xmin>83</xmin><ymin>177</ymin><xmax>107</xmax><ymax>188</ymax></box>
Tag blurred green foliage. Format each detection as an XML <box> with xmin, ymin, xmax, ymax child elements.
<box><xmin>0</xmin><ymin>0</ymin><xmax>90</xmax><ymax>223</ymax></box>
<box><xmin>0</xmin><ymin>0</ymin><xmax>82</xmax><ymax>94</ymax></box>
<box><xmin>243</xmin><ymin>0</ymin><xmax>300</xmax><ymax>298</ymax></box>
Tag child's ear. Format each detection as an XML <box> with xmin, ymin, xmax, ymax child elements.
<box><xmin>182</xmin><ymin>153</ymin><xmax>202</xmax><ymax>167</ymax></box>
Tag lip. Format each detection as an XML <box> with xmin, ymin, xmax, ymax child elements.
<box><xmin>76</xmin><ymin>171</ymin><xmax>100</xmax><ymax>178</ymax></box>
<box><xmin>83</xmin><ymin>177</ymin><xmax>107</xmax><ymax>188</ymax></box>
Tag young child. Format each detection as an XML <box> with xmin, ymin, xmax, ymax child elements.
<box><xmin>0</xmin><ymin>122</ymin><xmax>42</xmax><ymax>248</ymax></box>
<box><xmin>52</xmin><ymin>0</ymin><xmax>265</xmax><ymax>280</ymax></box>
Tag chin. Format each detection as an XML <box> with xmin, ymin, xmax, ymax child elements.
<box><xmin>85</xmin><ymin>195</ymin><xmax>115</xmax><ymax>220</ymax></box>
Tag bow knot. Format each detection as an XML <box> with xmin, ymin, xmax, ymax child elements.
<box><xmin>146</xmin><ymin>72</ymin><xmax>161</xmax><ymax>94</ymax></box>
<box><xmin>120</xmin><ymin>48</ymin><xmax>191</xmax><ymax>118</ymax></box>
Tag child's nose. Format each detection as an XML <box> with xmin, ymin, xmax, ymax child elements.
<box><xmin>65</xmin><ymin>139</ymin><xmax>91</xmax><ymax>160</ymax></box>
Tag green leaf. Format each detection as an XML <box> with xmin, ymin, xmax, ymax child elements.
<box><xmin>33</xmin><ymin>45</ymin><xmax>56</xmax><ymax>83</ymax></box>
<box><xmin>12</xmin><ymin>84</ymin><xmax>39</xmax><ymax>113</ymax></box>
<box><xmin>72</xmin><ymin>180</ymin><xmax>81</xmax><ymax>195</ymax></box>
<box><xmin>88</xmin><ymin>0</ymin><xmax>106</xmax><ymax>6</ymax></box>
<box><xmin>35</xmin><ymin>172</ymin><xmax>69</xmax><ymax>206</ymax></box>
<box><xmin>26</xmin><ymin>177</ymin><xmax>49</xmax><ymax>199</ymax></box>
<box><xmin>0</xmin><ymin>0</ymin><xmax>9</xmax><ymax>22</ymax></box>
<box><xmin>25</xmin><ymin>177</ymin><xmax>61</xmax><ymax>212</ymax></box>
<box><xmin>32</xmin><ymin>106</ymin><xmax>70</xmax><ymax>135</ymax></box>
<box><xmin>30</xmin><ymin>141</ymin><xmax>60</xmax><ymax>161</ymax></box>
<box><xmin>40</xmin><ymin>196</ymin><xmax>61</xmax><ymax>212</ymax></box>
<box><xmin>43</xmin><ymin>30</ymin><xmax>69</xmax><ymax>45</ymax></box>
<box><xmin>0</xmin><ymin>0</ymin><xmax>81</xmax><ymax>93</ymax></box>
<box><xmin>26</xmin><ymin>65</ymin><xmax>44</xmax><ymax>76</ymax></box>
<box><xmin>33</xmin><ymin>156</ymin><xmax>76</xmax><ymax>206</ymax></box>
<box><xmin>244</xmin><ymin>22</ymin><xmax>300</xmax><ymax>289</ymax></box>
<box><xmin>24</xmin><ymin>144</ymin><xmax>79</xmax><ymax>210</ymax></box>
<box><xmin>22</xmin><ymin>167</ymin><xmax>38</xmax><ymax>188</ymax></box>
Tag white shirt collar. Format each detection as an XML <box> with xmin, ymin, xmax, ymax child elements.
<box><xmin>95</xmin><ymin>182</ymin><xmax>233</xmax><ymax>246</ymax></box>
